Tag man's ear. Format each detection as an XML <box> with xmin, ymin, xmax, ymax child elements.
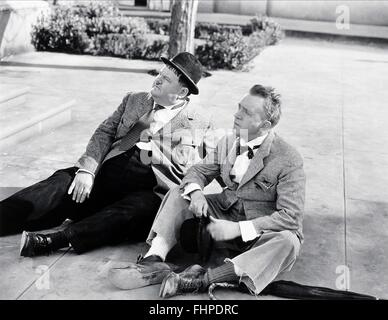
<box><xmin>261</xmin><ymin>120</ymin><xmax>272</xmax><ymax>130</ymax></box>
<box><xmin>178</xmin><ymin>87</ymin><xmax>189</xmax><ymax>99</ymax></box>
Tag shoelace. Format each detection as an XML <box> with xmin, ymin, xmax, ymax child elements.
<box><xmin>179</xmin><ymin>276</ymin><xmax>205</xmax><ymax>293</ymax></box>
<box><xmin>35</xmin><ymin>234</ymin><xmax>50</xmax><ymax>247</ymax></box>
<box><xmin>33</xmin><ymin>234</ymin><xmax>53</xmax><ymax>256</ymax></box>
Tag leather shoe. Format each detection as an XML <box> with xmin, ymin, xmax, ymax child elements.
<box><xmin>108</xmin><ymin>255</ymin><xmax>179</xmax><ymax>290</ymax></box>
<box><xmin>159</xmin><ymin>264</ymin><xmax>208</xmax><ymax>298</ymax></box>
<box><xmin>20</xmin><ymin>231</ymin><xmax>53</xmax><ymax>257</ymax></box>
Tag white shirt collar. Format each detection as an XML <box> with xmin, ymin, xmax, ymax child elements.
<box><xmin>240</xmin><ymin>133</ymin><xmax>268</xmax><ymax>148</ymax></box>
<box><xmin>153</xmin><ymin>99</ymin><xmax>187</xmax><ymax>111</ymax></box>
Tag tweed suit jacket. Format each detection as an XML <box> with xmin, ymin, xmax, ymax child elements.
<box><xmin>75</xmin><ymin>92</ymin><xmax>215</xmax><ymax>198</ymax></box>
<box><xmin>181</xmin><ymin>130</ymin><xmax>306</xmax><ymax>241</ymax></box>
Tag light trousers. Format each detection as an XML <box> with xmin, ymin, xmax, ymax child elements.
<box><xmin>147</xmin><ymin>187</ymin><xmax>301</xmax><ymax>294</ymax></box>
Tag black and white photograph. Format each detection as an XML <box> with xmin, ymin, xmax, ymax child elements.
<box><xmin>0</xmin><ymin>0</ymin><xmax>387</xmax><ymax>311</ymax></box>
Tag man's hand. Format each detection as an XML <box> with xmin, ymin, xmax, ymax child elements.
<box><xmin>207</xmin><ymin>216</ymin><xmax>241</xmax><ymax>241</ymax></box>
<box><xmin>188</xmin><ymin>190</ymin><xmax>208</xmax><ymax>217</ymax></box>
<box><xmin>67</xmin><ymin>172</ymin><xmax>94</xmax><ymax>203</ymax></box>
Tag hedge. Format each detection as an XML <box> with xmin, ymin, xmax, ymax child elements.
<box><xmin>31</xmin><ymin>3</ymin><xmax>282</xmax><ymax>70</ymax></box>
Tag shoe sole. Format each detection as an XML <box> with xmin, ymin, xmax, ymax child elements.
<box><xmin>108</xmin><ymin>267</ymin><xmax>172</xmax><ymax>290</ymax></box>
<box><xmin>159</xmin><ymin>265</ymin><xmax>206</xmax><ymax>299</ymax></box>
<box><xmin>19</xmin><ymin>231</ymin><xmax>29</xmax><ymax>257</ymax></box>
<box><xmin>159</xmin><ymin>272</ymin><xmax>177</xmax><ymax>298</ymax></box>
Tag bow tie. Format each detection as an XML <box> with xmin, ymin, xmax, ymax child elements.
<box><xmin>153</xmin><ymin>104</ymin><xmax>165</xmax><ymax>112</ymax></box>
<box><xmin>237</xmin><ymin>144</ymin><xmax>260</xmax><ymax>159</ymax></box>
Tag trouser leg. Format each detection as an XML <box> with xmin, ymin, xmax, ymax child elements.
<box><xmin>227</xmin><ymin>230</ymin><xmax>301</xmax><ymax>294</ymax></box>
<box><xmin>0</xmin><ymin>167</ymin><xmax>80</xmax><ymax>236</ymax></box>
<box><xmin>64</xmin><ymin>190</ymin><xmax>162</xmax><ymax>254</ymax></box>
<box><xmin>146</xmin><ymin>187</ymin><xmax>236</xmax><ymax>248</ymax></box>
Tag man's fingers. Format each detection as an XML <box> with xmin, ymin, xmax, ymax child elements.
<box><xmin>203</xmin><ymin>203</ymin><xmax>209</xmax><ymax>217</ymax></box>
<box><xmin>68</xmin><ymin>180</ymin><xmax>75</xmax><ymax>195</ymax></box>
<box><xmin>72</xmin><ymin>184</ymin><xmax>80</xmax><ymax>201</ymax></box>
<box><xmin>209</xmin><ymin>216</ymin><xmax>217</xmax><ymax>223</ymax></box>
<box><xmin>77</xmin><ymin>187</ymin><xmax>86</xmax><ymax>203</ymax></box>
<box><xmin>75</xmin><ymin>187</ymin><xmax>82</xmax><ymax>203</ymax></box>
<box><xmin>207</xmin><ymin>224</ymin><xmax>215</xmax><ymax>237</ymax></box>
<box><xmin>79</xmin><ymin>190</ymin><xmax>88</xmax><ymax>203</ymax></box>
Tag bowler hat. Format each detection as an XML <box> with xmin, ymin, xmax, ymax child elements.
<box><xmin>180</xmin><ymin>216</ymin><xmax>213</xmax><ymax>263</ymax></box>
<box><xmin>161</xmin><ymin>52</ymin><xmax>202</xmax><ymax>95</ymax></box>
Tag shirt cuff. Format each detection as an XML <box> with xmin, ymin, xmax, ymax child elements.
<box><xmin>76</xmin><ymin>168</ymin><xmax>95</xmax><ymax>179</ymax></box>
<box><xmin>181</xmin><ymin>183</ymin><xmax>202</xmax><ymax>200</ymax></box>
<box><xmin>136</xmin><ymin>141</ymin><xmax>152</xmax><ymax>151</ymax></box>
<box><xmin>239</xmin><ymin>221</ymin><xmax>258</xmax><ymax>242</ymax></box>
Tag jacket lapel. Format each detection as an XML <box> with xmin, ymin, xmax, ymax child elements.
<box><xmin>238</xmin><ymin>130</ymin><xmax>275</xmax><ymax>189</ymax></box>
<box><xmin>137</xmin><ymin>93</ymin><xmax>154</xmax><ymax>118</ymax></box>
<box><xmin>221</xmin><ymin>137</ymin><xmax>239</xmax><ymax>187</ymax></box>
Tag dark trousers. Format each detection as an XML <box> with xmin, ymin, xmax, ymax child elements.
<box><xmin>0</xmin><ymin>147</ymin><xmax>162</xmax><ymax>253</ymax></box>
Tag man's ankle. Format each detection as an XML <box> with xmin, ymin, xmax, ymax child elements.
<box><xmin>206</xmin><ymin>262</ymin><xmax>239</xmax><ymax>285</ymax></box>
<box><xmin>47</xmin><ymin>231</ymin><xmax>70</xmax><ymax>251</ymax></box>
<box><xmin>144</xmin><ymin>235</ymin><xmax>174</xmax><ymax>261</ymax></box>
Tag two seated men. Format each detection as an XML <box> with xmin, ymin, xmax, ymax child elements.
<box><xmin>0</xmin><ymin>52</ymin><xmax>305</xmax><ymax>299</ymax></box>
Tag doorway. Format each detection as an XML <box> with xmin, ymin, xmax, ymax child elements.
<box><xmin>135</xmin><ymin>0</ymin><xmax>147</xmax><ymax>6</ymax></box>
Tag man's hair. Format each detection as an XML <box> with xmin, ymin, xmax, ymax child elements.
<box><xmin>165</xmin><ymin>65</ymin><xmax>191</xmax><ymax>97</ymax></box>
<box><xmin>249</xmin><ymin>84</ymin><xmax>281</xmax><ymax>127</ymax></box>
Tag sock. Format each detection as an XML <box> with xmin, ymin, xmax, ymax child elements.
<box><xmin>144</xmin><ymin>236</ymin><xmax>174</xmax><ymax>261</ymax></box>
<box><xmin>48</xmin><ymin>231</ymin><xmax>69</xmax><ymax>251</ymax></box>
<box><xmin>205</xmin><ymin>262</ymin><xmax>239</xmax><ymax>286</ymax></box>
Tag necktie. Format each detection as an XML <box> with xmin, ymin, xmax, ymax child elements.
<box><xmin>119</xmin><ymin>104</ymin><xmax>164</xmax><ymax>151</ymax></box>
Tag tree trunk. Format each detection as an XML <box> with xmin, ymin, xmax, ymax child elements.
<box><xmin>168</xmin><ymin>0</ymin><xmax>198</xmax><ymax>58</ymax></box>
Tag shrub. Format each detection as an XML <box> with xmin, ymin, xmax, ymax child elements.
<box><xmin>142</xmin><ymin>39</ymin><xmax>169</xmax><ymax>60</ymax></box>
<box><xmin>243</xmin><ymin>15</ymin><xmax>283</xmax><ymax>45</ymax></box>
<box><xmin>31</xmin><ymin>6</ymin><xmax>90</xmax><ymax>54</ymax></box>
<box><xmin>196</xmin><ymin>29</ymin><xmax>250</xmax><ymax>70</ymax></box>
<box><xmin>195</xmin><ymin>26</ymin><xmax>274</xmax><ymax>71</ymax></box>
<box><xmin>146</xmin><ymin>18</ymin><xmax>170</xmax><ymax>35</ymax></box>
<box><xmin>71</xmin><ymin>1</ymin><xmax>119</xmax><ymax>19</ymax></box>
<box><xmin>144</xmin><ymin>16</ymin><xmax>282</xmax><ymax>44</ymax></box>
<box><xmin>195</xmin><ymin>22</ymin><xmax>242</xmax><ymax>40</ymax></box>
<box><xmin>89</xmin><ymin>33</ymin><xmax>147</xmax><ymax>59</ymax></box>
<box><xmin>85</xmin><ymin>16</ymin><xmax>149</xmax><ymax>37</ymax></box>
<box><xmin>31</xmin><ymin>3</ymin><xmax>282</xmax><ymax>69</ymax></box>
<box><xmin>31</xmin><ymin>3</ymin><xmax>149</xmax><ymax>57</ymax></box>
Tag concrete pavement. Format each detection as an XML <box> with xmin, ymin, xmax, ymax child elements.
<box><xmin>0</xmin><ymin>36</ymin><xmax>387</xmax><ymax>300</ymax></box>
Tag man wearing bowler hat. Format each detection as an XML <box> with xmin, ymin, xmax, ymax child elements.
<box><xmin>0</xmin><ymin>52</ymin><xmax>215</xmax><ymax>257</ymax></box>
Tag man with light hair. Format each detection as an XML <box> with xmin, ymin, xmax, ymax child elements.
<box><xmin>109</xmin><ymin>84</ymin><xmax>306</xmax><ymax>298</ymax></box>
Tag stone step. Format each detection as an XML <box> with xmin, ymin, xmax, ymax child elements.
<box><xmin>0</xmin><ymin>94</ymin><xmax>75</xmax><ymax>151</ymax></box>
<box><xmin>0</xmin><ymin>84</ymin><xmax>30</xmax><ymax>109</ymax></box>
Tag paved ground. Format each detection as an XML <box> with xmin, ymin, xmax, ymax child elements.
<box><xmin>0</xmin><ymin>36</ymin><xmax>388</xmax><ymax>300</ymax></box>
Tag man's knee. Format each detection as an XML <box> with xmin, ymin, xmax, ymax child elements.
<box><xmin>169</xmin><ymin>186</ymin><xmax>183</xmax><ymax>198</ymax></box>
<box><xmin>276</xmin><ymin>230</ymin><xmax>300</xmax><ymax>255</ymax></box>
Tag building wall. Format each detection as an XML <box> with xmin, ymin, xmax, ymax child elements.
<box><xmin>197</xmin><ymin>0</ymin><xmax>388</xmax><ymax>27</ymax></box>
<box><xmin>0</xmin><ymin>1</ymin><xmax>50</xmax><ymax>58</ymax></box>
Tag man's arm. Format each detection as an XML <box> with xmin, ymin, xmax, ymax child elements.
<box><xmin>75</xmin><ymin>93</ymin><xmax>131</xmax><ymax>173</ymax></box>
<box><xmin>180</xmin><ymin>133</ymin><xmax>225</xmax><ymax>191</ymax></box>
